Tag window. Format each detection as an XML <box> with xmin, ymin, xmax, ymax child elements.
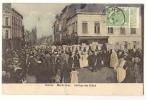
<box><xmin>133</xmin><ymin>41</ymin><xmax>136</xmax><ymax>49</ymax></box>
<box><xmin>120</xmin><ymin>28</ymin><xmax>125</xmax><ymax>34</ymax></box>
<box><xmin>5</xmin><ymin>30</ymin><xmax>9</xmax><ymax>38</ymax></box>
<box><xmin>82</xmin><ymin>22</ymin><xmax>88</xmax><ymax>34</ymax></box>
<box><xmin>72</xmin><ymin>22</ymin><xmax>75</xmax><ymax>33</ymax></box>
<box><xmin>116</xmin><ymin>42</ymin><xmax>120</xmax><ymax>50</ymax></box>
<box><xmin>75</xmin><ymin>21</ymin><xmax>77</xmax><ymax>32</ymax></box>
<box><xmin>131</xmin><ymin>28</ymin><xmax>136</xmax><ymax>34</ymax></box>
<box><xmin>16</xmin><ymin>18</ymin><xmax>17</xmax><ymax>26</ymax></box>
<box><xmin>59</xmin><ymin>24</ymin><xmax>61</xmax><ymax>31</ymax></box>
<box><xmin>94</xmin><ymin>22</ymin><xmax>100</xmax><ymax>34</ymax></box>
<box><xmin>20</xmin><ymin>20</ymin><xmax>22</xmax><ymax>26</ymax></box>
<box><xmin>5</xmin><ymin>17</ymin><xmax>9</xmax><ymax>25</ymax></box>
<box><xmin>12</xmin><ymin>28</ymin><xmax>13</xmax><ymax>35</ymax></box>
<box><xmin>14</xmin><ymin>17</ymin><xmax>15</xmax><ymax>26</ymax></box>
<box><xmin>12</xmin><ymin>16</ymin><xmax>13</xmax><ymax>25</ymax></box>
<box><xmin>108</xmin><ymin>27</ymin><xmax>113</xmax><ymax>34</ymax></box>
<box><xmin>72</xmin><ymin>29</ymin><xmax>74</xmax><ymax>34</ymax></box>
<box><xmin>14</xmin><ymin>28</ymin><xmax>15</xmax><ymax>34</ymax></box>
<box><xmin>124</xmin><ymin>41</ymin><xmax>127</xmax><ymax>49</ymax></box>
<box><xmin>18</xmin><ymin>20</ymin><xmax>19</xmax><ymax>26</ymax></box>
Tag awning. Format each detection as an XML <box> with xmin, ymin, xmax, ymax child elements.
<box><xmin>78</xmin><ymin>36</ymin><xmax>108</xmax><ymax>40</ymax></box>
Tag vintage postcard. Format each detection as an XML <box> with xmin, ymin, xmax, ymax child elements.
<box><xmin>2</xmin><ymin>3</ymin><xmax>144</xmax><ymax>95</ymax></box>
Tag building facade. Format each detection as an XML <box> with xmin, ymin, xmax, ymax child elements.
<box><xmin>31</xmin><ymin>27</ymin><xmax>37</xmax><ymax>44</ymax></box>
<box><xmin>2</xmin><ymin>3</ymin><xmax>12</xmax><ymax>39</ymax></box>
<box><xmin>23</xmin><ymin>27</ymin><xmax>37</xmax><ymax>46</ymax></box>
<box><xmin>2</xmin><ymin>3</ymin><xmax>24</xmax><ymax>50</ymax></box>
<box><xmin>2</xmin><ymin>3</ymin><xmax>12</xmax><ymax>51</ymax></box>
<box><xmin>11</xmin><ymin>8</ymin><xmax>23</xmax><ymax>39</ymax></box>
<box><xmin>53</xmin><ymin>4</ymin><xmax>143</xmax><ymax>50</ymax></box>
<box><xmin>53</xmin><ymin>6</ymin><xmax>70</xmax><ymax>45</ymax></box>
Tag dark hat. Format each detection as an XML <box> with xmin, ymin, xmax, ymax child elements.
<box><xmin>119</xmin><ymin>54</ymin><xmax>126</xmax><ymax>59</ymax></box>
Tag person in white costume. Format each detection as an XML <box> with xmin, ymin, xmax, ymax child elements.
<box><xmin>82</xmin><ymin>51</ymin><xmax>88</xmax><ymax>67</ymax></box>
<box><xmin>51</xmin><ymin>45</ymin><xmax>56</xmax><ymax>53</ymax></box>
<box><xmin>79</xmin><ymin>51</ymin><xmax>83</xmax><ymax>68</ymax></box>
<box><xmin>117</xmin><ymin>55</ymin><xmax>127</xmax><ymax>83</ymax></box>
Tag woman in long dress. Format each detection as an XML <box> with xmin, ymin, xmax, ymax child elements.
<box><xmin>117</xmin><ymin>55</ymin><xmax>127</xmax><ymax>83</ymax></box>
<box><xmin>82</xmin><ymin>52</ymin><xmax>88</xmax><ymax>67</ymax></box>
<box><xmin>73</xmin><ymin>53</ymin><xmax>80</xmax><ymax>69</ymax></box>
<box><xmin>110</xmin><ymin>50</ymin><xmax>118</xmax><ymax>71</ymax></box>
<box><xmin>79</xmin><ymin>51</ymin><xmax>83</xmax><ymax>68</ymax></box>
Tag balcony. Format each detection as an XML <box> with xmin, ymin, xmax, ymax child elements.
<box><xmin>71</xmin><ymin>32</ymin><xmax>78</xmax><ymax>39</ymax></box>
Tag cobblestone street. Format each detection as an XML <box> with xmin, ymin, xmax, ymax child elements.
<box><xmin>78</xmin><ymin>67</ymin><xmax>117</xmax><ymax>83</ymax></box>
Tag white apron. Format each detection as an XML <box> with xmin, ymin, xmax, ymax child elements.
<box><xmin>117</xmin><ymin>60</ymin><xmax>126</xmax><ymax>83</ymax></box>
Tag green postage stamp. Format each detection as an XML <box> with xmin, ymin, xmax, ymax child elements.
<box><xmin>130</xmin><ymin>7</ymin><xmax>139</xmax><ymax>28</ymax></box>
<box><xmin>106</xmin><ymin>7</ymin><xmax>139</xmax><ymax>28</ymax></box>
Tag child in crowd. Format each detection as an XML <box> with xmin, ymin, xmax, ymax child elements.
<box><xmin>70</xmin><ymin>68</ymin><xmax>79</xmax><ymax>83</ymax></box>
<box><xmin>55</xmin><ymin>69</ymin><xmax>61</xmax><ymax>83</ymax></box>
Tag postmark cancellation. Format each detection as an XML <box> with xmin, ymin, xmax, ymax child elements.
<box><xmin>106</xmin><ymin>7</ymin><xmax>139</xmax><ymax>28</ymax></box>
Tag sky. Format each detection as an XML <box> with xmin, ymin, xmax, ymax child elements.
<box><xmin>11</xmin><ymin>3</ymin><xmax>68</xmax><ymax>38</ymax></box>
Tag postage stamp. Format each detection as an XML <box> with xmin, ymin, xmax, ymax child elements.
<box><xmin>130</xmin><ymin>7</ymin><xmax>139</xmax><ymax>28</ymax></box>
<box><xmin>106</xmin><ymin>7</ymin><xmax>139</xmax><ymax>28</ymax></box>
<box><xmin>106</xmin><ymin>7</ymin><xmax>129</xmax><ymax>27</ymax></box>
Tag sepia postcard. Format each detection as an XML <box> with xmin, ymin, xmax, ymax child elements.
<box><xmin>2</xmin><ymin>3</ymin><xmax>144</xmax><ymax>95</ymax></box>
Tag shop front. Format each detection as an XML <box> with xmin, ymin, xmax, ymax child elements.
<box><xmin>78</xmin><ymin>36</ymin><xmax>108</xmax><ymax>45</ymax></box>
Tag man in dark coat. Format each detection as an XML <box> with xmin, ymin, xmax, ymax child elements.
<box><xmin>40</xmin><ymin>57</ymin><xmax>52</xmax><ymax>83</ymax></box>
<box><xmin>61</xmin><ymin>60</ymin><xmax>70</xmax><ymax>83</ymax></box>
<box><xmin>20</xmin><ymin>50</ymin><xmax>27</xmax><ymax>78</ymax></box>
<box><xmin>57</xmin><ymin>53</ymin><xmax>64</xmax><ymax>65</ymax></box>
<box><xmin>88</xmin><ymin>51</ymin><xmax>97</xmax><ymax>72</ymax></box>
<box><xmin>55</xmin><ymin>53</ymin><xmax>64</xmax><ymax>75</ymax></box>
<box><xmin>96</xmin><ymin>50</ymin><xmax>103</xmax><ymax>70</ymax></box>
<box><xmin>68</xmin><ymin>52</ymin><xmax>73</xmax><ymax>71</ymax></box>
<box><xmin>102</xmin><ymin>50</ymin><xmax>107</xmax><ymax>67</ymax></box>
<box><xmin>122</xmin><ymin>54</ymin><xmax>135</xmax><ymax>83</ymax></box>
<box><xmin>138</xmin><ymin>50</ymin><xmax>143</xmax><ymax>82</ymax></box>
<box><xmin>73</xmin><ymin>53</ymin><xmax>80</xmax><ymax>69</ymax></box>
<box><xmin>28</xmin><ymin>55</ymin><xmax>36</xmax><ymax>75</ymax></box>
<box><xmin>50</xmin><ymin>52</ymin><xmax>57</xmax><ymax>76</ymax></box>
<box><xmin>35</xmin><ymin>61</ymin><xmax>43</xmax><ymax>83</ymax></box>
<box><xmin>106</xmin><ymin>50</ymin><xmax>111</xmax><ymax>67</ymax></box>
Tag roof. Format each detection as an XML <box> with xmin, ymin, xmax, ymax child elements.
<box><xmin>67</xmin><ymin>4</ymin><xmax>143</xmax><ymax>18</ymax></box>
<box><xmin>55</xmin><ymin>4</ymin><xmax>143</xmax><ymax>25</ymax></box>
<box><xmin>12</xmin><ymin>8</ymin><xmax>23</xmax><ymax>19</ymax></box>
<box><xmin>62</xmin><ymin>6</ymin><xmax>68</xmax><ymax>12</ymax></box>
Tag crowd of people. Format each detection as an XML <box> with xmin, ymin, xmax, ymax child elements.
<box><xmin>2</xmin><ymin>43</ymin><xmax>143</xmax><ymax>83</ymax></box>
